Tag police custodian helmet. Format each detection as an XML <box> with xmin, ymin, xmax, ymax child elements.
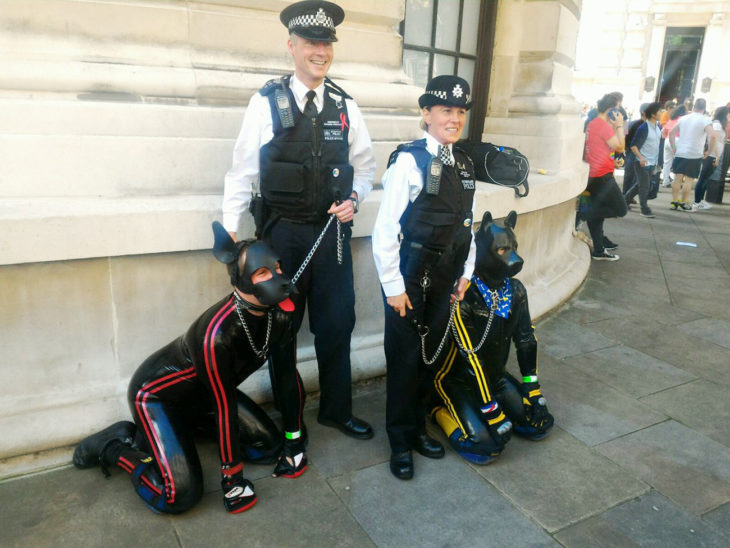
<box><xmin>280</xmin><ymin>1</ymin><xmax>345</xmax><ymax>43</ymax></box>
<box><xmin>418</xmin><ymin>75</ymin><xmax>473</xmax><ymax>110</ymax></box>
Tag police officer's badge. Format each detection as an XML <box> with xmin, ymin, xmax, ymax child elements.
<box><xmin>315</xmin><ymin>8</ymin><xmax>326</xmax><ymax>24</ymax></box>
<box><xmin>452</xmin><ymin>84</ymin><xmax>463</xmax><ymax>98</ymax></box>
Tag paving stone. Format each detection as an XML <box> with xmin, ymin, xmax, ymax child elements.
<box><xmin>639</xmin><ymin>379</ymin><xmax>730</xmax><ymax>447</ymax></box>
<box><xmin>596</xmin><ymin>420</ymin><xmax>730</xmax><ymax>515</ymax></box>
<box><xmin>555</xmin><ymin>491</ymin><xmax>728</xmax><ymax>548</ymax></box>
<box><xmin>661</xmin><ymin>259</ymin><xmax>730</xmax><ymax>283</ymax></box>
<box><xmin>173</xmin><ymin>466</ymin><xmax>374</xmax><ymax>547</ymax></box>
<box><xmin>556</xmin><ymin>294</ymin><xmax>634</xmax><ymax>325</ymax></box>
<box><xmin>563</xmin><ymin>344</ymin><xmax>695</xmax><ymax>398</ymax></box>
<box><xmin>536</xmin><ymin>317</ymin><xmax>617</xmax><ymax>359</ymax></box>
<box><xmin>304</xmin><ymin>386</ymin><xmax>390</xmax><ymax>478</ymax></box>
<box><xmin>538</xmin><ymin>359</ymin><xmax>667</xmax><ymax>446</ymax></box>
<box><xmin>678</xmin><ymin>317</ymin><xmax>730</xmax><ymax>350</ymax></box>
<box><xmin>584</xmin><ymin>316</ymin><xmax>730</xmax><ymax>386</ymax></box>
<box><xmin>472</xmin><ymin>426</ymin><xmax>648</xmax><ymax>533</ymax></box>
<box><xmin>0</xmin><ymin>466</ymin><xmax>178</xmax><ymax>548</ymax></box>
<box><xmin>702</xmin><ymin>502</ymin><xmax>730</xmax><ymax>539</ymax></box>
<box><xmin>328</xmin><ymin>453</ymin><xmax>556</xmax><ymax>547</ymax></box>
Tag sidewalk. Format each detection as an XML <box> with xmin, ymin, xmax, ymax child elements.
<box><xmin>1</xmin><ymin>186</ymin><xmax>729</xmax><ymax>547</ymax></box>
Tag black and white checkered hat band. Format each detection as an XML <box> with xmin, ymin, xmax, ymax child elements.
<box><xmin>425</xmin><ymin>90</ymin><xmax>471</xmax><ymax>102</ymax></box>
<box><xmin>288</xmin><ymin>9</ymin><xmax>334</xmax><ymax>31</ymax></box>
<box><xmin>426</xmin><ymin>90</ymin><xmax>448</xmax><ymax>100</ymax></box>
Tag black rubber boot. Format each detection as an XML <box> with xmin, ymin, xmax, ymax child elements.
<box><xmin>72</xmin><ymin>421</ymin><xmax>136</xmax><ymax>470</ymax></box>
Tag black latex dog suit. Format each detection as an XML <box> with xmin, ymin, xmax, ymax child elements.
<box><xmin>73</xmin><ymin>223</ymin><xmax>305</xmax><ymax>514</ymax></box>
<box><xmin>432</xmin><ymin>211</ymin><xmax>554</xmax><ymax>464</ymax></box>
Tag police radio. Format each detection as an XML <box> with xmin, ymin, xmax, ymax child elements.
<box><xmin>274</xmin><ymin>88</ymin><xmax>295</xmax><ymax>129</ymax></box>
<box><xmin>426</xmin><ymin>157</ymin><xmax>443</xmax><ymax>195</ymax></box>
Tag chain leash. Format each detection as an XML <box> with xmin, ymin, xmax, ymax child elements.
<box><xmin>419</xmin><ymin>288</ymin><xmax>499</xmax><ymax>365</ymax></box>
<box><xmin>290</xmin><ymin>214</ymin><xmax>342</xmax><ymax>285</ymax></box>
<box><xmin>234</xmin><ymin>298</ymin><xmax>273</xmax><ymax>358</ymax></box>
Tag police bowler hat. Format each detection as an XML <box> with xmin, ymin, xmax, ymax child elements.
<box><xmin>280</xmin><ymin>0</ymin><xmax>345</xmax><ymax>43</ymax></box>
<box><xmin>418</xmin><ymin>75</ymin><xmax>473</xmax><ymax>110</ymax></box>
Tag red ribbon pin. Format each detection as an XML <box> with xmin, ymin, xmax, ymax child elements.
<box><xmin>340</xmin><ymin>112</ymin><xmax>349</xmax><ymax>131</ymax></box>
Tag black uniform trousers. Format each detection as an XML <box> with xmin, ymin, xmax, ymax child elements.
<box><xmin>384</xmin><ymin>268</ymin><xmax>456</xmax><ymax>453</ymax></box>
<box><xmin>268</xmin><ymin>218</ymin><xmax>355</xmax><ymax>424</ymax></box>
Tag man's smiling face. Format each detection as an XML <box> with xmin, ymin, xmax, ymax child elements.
<box><xmin>288</xmin><ymin>34</ymin><xmax>333</xmax><ymax>89</ymax></box>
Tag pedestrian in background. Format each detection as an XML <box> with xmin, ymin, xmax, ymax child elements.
<box><xmin>627</xmin><ymin>102</ymin><xmax>662</xmax><ymax>218</ymax></box>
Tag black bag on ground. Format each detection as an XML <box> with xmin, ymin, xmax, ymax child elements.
<box><xmin>459</xmin><ymin>141</ymin><xmax>530</xmax><ymax>197</ymax></box>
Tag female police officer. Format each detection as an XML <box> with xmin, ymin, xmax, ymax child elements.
<box><xmin>372</xmin><ymin>75</ymin><xmax>477</xmax><ymax>479</ymax></box>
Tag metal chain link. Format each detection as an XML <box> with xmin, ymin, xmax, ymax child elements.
<box><xmin>420</xmin><ymin>287</ymin><xmax>499</xmax><ymax>365</ymax></box>
<box><xmin>234</xmin><ymin>299</ymin><xmax>272</xmax><ymax>358</ymax></box>
<box><xmin>290</xmin><ymin>214</ymin><xmax>341</xmax><ymax>285</ymax></box>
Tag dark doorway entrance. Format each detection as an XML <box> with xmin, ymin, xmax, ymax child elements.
<box><xmin>657</xmin><ymin>27</ymin><xmax>705</xmax><ymax>105</ymax></box>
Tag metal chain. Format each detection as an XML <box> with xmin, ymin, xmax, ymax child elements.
<box><xmin>451</xmin><ymin>288</ymin><xmax>499</xmax><ymax>355</ymax></box>
<box><xmin>234</xmin><ymin>299</ymin><xmax>272</xmax><ymax>358</ymax></box>
<box><xmin>290</xmin><ymin>214</ymin><xmax>341</xmax><ymax>285</ymax></box>
<box><xmin>420</xmin><ymin>300</ymin><xmax>458</xmax><ymax>365</ymax></box>
<box><xmin>419</xmin><ymin>287</ymin><xmax>500</xmax><ymax>365</ymax></box>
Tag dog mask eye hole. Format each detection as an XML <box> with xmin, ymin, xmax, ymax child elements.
<box><xmin>496</xmin><ymin>247</ymin><xmax>509</xmax><ymax>255</ymax></box>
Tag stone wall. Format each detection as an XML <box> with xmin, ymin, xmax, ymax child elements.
<box><xmin>0</xmin><ymin>0</ymin><xmax>589</xmax><ymax>478</ymax></box>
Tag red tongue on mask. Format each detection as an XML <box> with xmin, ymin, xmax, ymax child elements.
<box><xmin>277</xmin><ymin>298</ymin><xmax>295</xmax><ymax>312</ymax></box>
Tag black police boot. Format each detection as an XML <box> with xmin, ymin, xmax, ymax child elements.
<box><xmin>73</xmin><ymin>421</ymin><xmax>136</xmax><ymax>470</ymax></box>
<box><xmin>390</xmin><ymin>450</ymin><xmax>414</xmax><ymax>480</ymax></box>
<box><xmin>411</xmin><ymin>433</ymin><xmax>445</xmax><ymax>459</ymax></box>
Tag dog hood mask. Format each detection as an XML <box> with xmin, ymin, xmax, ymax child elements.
<box><xmin>212</xmin><ymin>222</ymin><xmax>295</xmax><ymax>311</ymax></box>
<box><xmin>474</xmin><ymin>210</ymin><xmax>524</xmax><ymax>289</ymax></box>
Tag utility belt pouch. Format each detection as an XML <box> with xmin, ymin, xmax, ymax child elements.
<box><xmin>426</xmin><ymin>157</ymin><xmax>443</xmax><ymax>195</ymax></box>
<box><xmin>327</xmin><ymin>163</ymin><xmax>354</xmax><ymax>203</ymax></box>
<box><xmin>401</xmin><ymin>241</ymin><xmax>442</xmax><ymax>279</ymax></box>
<box><xmin>249</xmin><ymin>194</ymin><xmax>268</xmax><ymax>239</ymax></box>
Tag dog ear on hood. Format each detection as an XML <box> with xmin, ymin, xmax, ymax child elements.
<box><xmin>480</xmin><ymin>211</ymin><xmax>493</xmax><ymax>227</ymax></box>
<box><xmin>505</xmin><ymin>210</ymin><xmax>517</xmax><ymax>229</ymax></box>
<box><xmin>212</xmin><ymin>221</ymin><xmax>238</xmax><ymax>265</ymax></box>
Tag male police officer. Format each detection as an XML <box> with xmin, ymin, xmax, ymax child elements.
<box><xmin>222</xmin><ymin>1</ymin><xmax>376</xmax><ymax>440</ymax></box>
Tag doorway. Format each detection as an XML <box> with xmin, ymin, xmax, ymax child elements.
<box><xmin>657</xmin><ymin>27</ymin><xmax>705</xmax><ymax>105</ymax></box>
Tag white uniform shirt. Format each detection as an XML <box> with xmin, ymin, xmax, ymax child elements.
<box><xmin>372</xmin><ymin>132</ymin><xmax>477</xmax><ymax>297</ymax></box>
<box><xmin>222</xmin><ymin>74</ymin><xmax>376</xmax><ymax>232</ymax></box>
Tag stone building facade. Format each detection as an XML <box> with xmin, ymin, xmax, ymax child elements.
<box><xmin>0</xmin><ymin>0</ymin><xmax>588</xmax><ymax>477</ymax></box>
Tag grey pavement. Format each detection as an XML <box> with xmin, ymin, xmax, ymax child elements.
<box><xmin>2</xmin><ymin>185</ymin><xmax>729</xmax><ymax>547</ymax></box>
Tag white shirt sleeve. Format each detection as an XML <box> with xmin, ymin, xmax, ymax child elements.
<box><xmin>221</xmin><ymin>92</ymin><xmax>273</xmax><ymax>233</ymax></box>
<box><xmin>345</xmin><ymin>98</ymin><xmax>376</xmax><ymax>202</ymax></box>
<box><xmin>461</xmin><ymin>193</ymin><xmax>477</xmax><ymax>281</ymax></box>
<box><xmin>371</xmin><ymin>152</ymin><xmax>423</xmax><ymax>297</ymax></box>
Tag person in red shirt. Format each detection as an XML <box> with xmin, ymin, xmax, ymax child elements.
<box><xmin>582</xmin><ymin>93</ymin><xmax>628</xmax><ymax>260</ymax></box>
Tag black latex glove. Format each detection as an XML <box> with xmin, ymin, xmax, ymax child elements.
<box><xmin>522</xmin><ymin>381</ymin><xmax>552</xmax><ymax>429</ymax></box>
<box><xmin>221</xmin><ymin>468</ymin><xmax>257</xmax><ymax>514</ymax></box>
<box><xmin>481</xmin><ymin>401</ymin><xmax>512</xmax><ymax>446</ymax></box>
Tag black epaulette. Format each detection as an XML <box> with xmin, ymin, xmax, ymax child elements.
<box><xmin>260</xmin><ymin>76</ymin><xmax>291</xmax><ymax>97</ymax></box>
<box><xmin>324</xmin><ymin>77</ymin><xmax>352</xmax><ymax>100</ymax></box>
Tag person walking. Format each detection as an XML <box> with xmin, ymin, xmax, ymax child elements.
<box><xmin>692</xmin><ymin>106</ymin><xmax>729</xmax><ymax>210</ymax></box>
<box><xmin>582</xmin><ymin>93</ymin><xmax>628</xmax><ymax>261</ymax></box>
<box><xmin>668</xmin><ymin>98</ymin><xmax>716</xmax><ymax>210</ymax></box>
<box><xmin>222</xmin><ymin>1</ymin><xmax>377</xmax><ymax>441</ymax></box>
<box><xmin>627</xmin><ymin>102</ymin><xmax>662</xmax><ymax>218</ymax></box>
<box><xmin>661</xmin><ymin>105</ymin><xmax>686</xmax><ymax>188</ymax></box>
<box><xmin>372</xmin><ymin>75</ymin><xmax>477</xmax><ymax>480</ymax></box>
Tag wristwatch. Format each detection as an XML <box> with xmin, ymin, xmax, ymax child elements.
<box><xmin>347</xmin><ymin>195</ymin><xmax>359</xmax><ymax>213</ymax></box>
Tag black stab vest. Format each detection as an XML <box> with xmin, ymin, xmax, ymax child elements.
<box><xmin>394</xmin><ymin>139</ymin><xmax>475</xmax><ymax>254</ymax></box>
<box><xmin>259</xmin><ymin>76</ymin><xmax>353</xmax><ymax>222</ymax></box>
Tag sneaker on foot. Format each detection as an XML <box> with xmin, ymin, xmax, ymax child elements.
<box><xmin>670</xmin><ymin>201</ymin><xmax>679</xmax><ymax>210</ymax></box>
<box><xmin>592</xmin><ymin>250</ymin><xmax>620</xmax><ymax>261</ymax></box>
<box><xmin>640</xmin><ymin>208</ymin><xmax>656</xmax><ymax>218</ymax></box>
<box><xmin>698</xmin><ymin>200</ymin><xmax>712</xmax><ymax>210</ymax></box>
<box><xmin>680</xmin><ymin>202</ymin><xmax>693</xmax><ymax>211</ymax></box>
<box><xmin>603</xmin><ymin>236</ymin><xmax>618</xmax><ymax>251</ymax></box>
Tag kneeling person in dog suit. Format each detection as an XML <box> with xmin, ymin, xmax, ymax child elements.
<box><xmin>73</xmin><ymin>223</ymin><xmax>306</xmax><ymax>514</ymax></box>
<box><xmin>432</xmin><ymin>211</ymin><xmax>554</xmax><ymax>464</ymax></box>
<box><xmin>372</xmin><ymin>75</ymin><xmax>477</xmax><ymax>480</ymax></box>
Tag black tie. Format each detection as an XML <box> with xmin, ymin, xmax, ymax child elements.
<box><xmin>439</xmin><ymin>145</ymin><xmax>454</xmax><ymax>166</ymax></box>
<box><xmin>304</xmin><ymin>90</ymin><xmax>317</xmax><ymax>119</ymax></box>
